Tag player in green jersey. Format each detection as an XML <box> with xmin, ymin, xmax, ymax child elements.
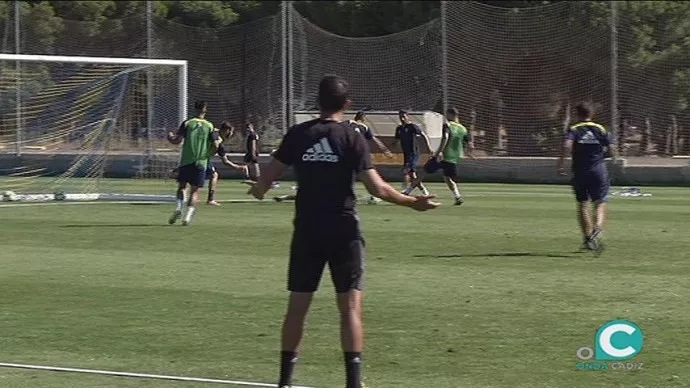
<box><xmin>421</xmin><ymin>107</ymin><xmax>473</xmax><ymax>205</ymax></box>
<box><xmin>167</xmin><ymin>100</ymin><xmax>221</xmax><ymax>225</ymax></box>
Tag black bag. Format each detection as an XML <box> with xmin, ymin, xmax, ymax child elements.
<box><xmin>423</xmin><ymin>156</ymin><xmax>440</xmax><ymax>174</ymax></box>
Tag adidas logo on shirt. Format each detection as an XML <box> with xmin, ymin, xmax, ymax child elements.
<box><xmin>302</xmin><ymin>138</ymin><xmax>339</xmax><ymax>162</ymax></box>
<box><xmin>578</xmin><ymin>130</ymin><xmax>600</xmax><ymax>144</ymax></box>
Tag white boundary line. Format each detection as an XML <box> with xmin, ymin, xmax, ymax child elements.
<box><xmin>0</xmin><ymin>362</ymin><xmax>314</xmax><ymax>387</ymax></box>
<box><xmin>0</xmin><ymin>199</ymin><xmax>260</xmax><ymax>208</ymax></box>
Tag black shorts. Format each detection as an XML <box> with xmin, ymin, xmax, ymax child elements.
<box><xmin>244</xmin><ymin>153</ymin><xmax>258</xmax><ymax>164</ymax></box>
<box><xmin>403</xmin><ymin>154</ymin><xmax>419</xmax><ymax>173</ymax></box>
<box><xmin>205</xmin><ymin>164</ymin><xmax>217</xmax><ymax>180</ymax></box>
<box><xmin>572</xmin><ymin>169</ymin><xmax>610</xmax><ymax>203</ymax></box>
<box><xmin>439</xmin><ymin>161</ymin><xmax>458</xmax><ymax>178</ymax></box>
<box><xmin>177</xmin><ymin>163</ymin><xmax>206</xmax><ymax>187</ymax></box>
<box><xmin>288</xmin><ymin>229</ymin><xmax>365</xmax><ymax>293</ymax></box>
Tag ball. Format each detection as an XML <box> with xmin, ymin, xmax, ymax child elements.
<box><xmin>3</xmin><ymin>190</ymin><xmax>17</xmax><ymax>202</ymax></box>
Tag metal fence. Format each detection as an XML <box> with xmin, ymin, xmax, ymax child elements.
<box><xmin>1</xmin><ymin>1</ymin><xmax>688</xmax><ymax>160</ymax></box>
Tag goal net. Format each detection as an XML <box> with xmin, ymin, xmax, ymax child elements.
<box><xmin>0</xmin><ymin>54</ymin><xmax>187</xmax><ymax>202</ymax></box>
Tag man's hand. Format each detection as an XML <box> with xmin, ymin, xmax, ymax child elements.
<box><xmin>383</xmin><ymin>149</ymin><xmax>394</xmax><ymax>158</ymax></box>
<box><xmin>247</xmin><ymin>181</ymin><xmax>264</xmax><ymax>200</ymax></box>
<box><xmin>410</xmin><ymin>194</ymin><xmax>441</xmax><ymax>211</ymax></box>
<box><xmin>235</xmin><ymin>164</ymin><xmax>249</xmax><ymax>176</ymax></box>
<box><xmin>167</xmin><ymin>132</ymin><xmax>178</xmax><ymax>143</ymax></box>
<box><xmin>558</xmin><ymin>166</ymin><xmax>568</xmax><ymax>177</ymax></box>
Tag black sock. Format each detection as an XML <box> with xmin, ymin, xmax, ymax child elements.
<box><xmin>278</xmin><ymin>351</ymin><xmax>298</xmax><ymax>387</ymax></box>
<box><xmin>344</xmin><ymin>352</ymin><xmax>362</xmax><ymax>388</ymax></box>
<box><xmin>207</xmin><ymin>189</ymin><xmax>215</xmax><ymax>202</ymax></box>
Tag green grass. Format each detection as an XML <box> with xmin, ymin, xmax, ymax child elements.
<box><xmin>1</xmin><ymin>181</ymin><xmax>689</xmax><ymax>388</ymax></box>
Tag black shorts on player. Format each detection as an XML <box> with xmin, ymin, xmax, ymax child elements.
<box><xmin>439</xmin><ymin>161</ymin><xmax>458</xmax><ymax>179</ymax></box>
<box><xmin>403</xmin><ymin>153</ymin><xmax>419</xmax><ymax>172</ymax></box>
<box><xmin>572</xmin><ymin>168</ymin><xmax>609</xmax><ymax>203</ymax></box>
<box><xmin>205</xmin><ymin>164</ymin><xmax>217</xmax><ymax>180</ymax></box>
<box><xmin>243</xmin><ymin>153</ymin><xmax>258</xmax><ymax>164</ymax></box>
<box><xmin>177</xmin><ymin>163</ymin><xmax>206</xmax><ymax>187</ymax></box>
<box><xmin>289</xmin><ymin>229</ymin><xmax>365</xmax><ymax>293</ymax></box>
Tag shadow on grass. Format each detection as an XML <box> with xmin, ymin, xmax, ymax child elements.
<box><xmin>414</xmin><ymin>251</ymin><xmax>585</xmax><ymax>259</ymax></box>
<box><xmin>60</xmin><ymin>224</ymin><xmax>170</xmax><ymax>228</ymax></box>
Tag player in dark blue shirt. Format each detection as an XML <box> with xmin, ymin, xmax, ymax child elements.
<box><xmin>558</xmin><ymin>102</ymin><xmax>617</xmax><ymax>251</ymax></box>
<box><xmin>392</xmin><ymin>110</ymin><xmax>431</xmax><ymax>196</ymax></box>
<box><xmin>248</xmin><ymin>75</ymin><xmax>439</xmax><ymax>388</ymax></box>
<box><xmin>205</xmin><ymin>122</ymin><xmax>249</xmax><ymax>206</ymax></box>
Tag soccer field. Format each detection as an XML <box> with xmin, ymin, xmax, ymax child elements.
<box><xmin>1</xmin><ymin>181</ymin><xmax>688</xmax><ymax>388</ymax></box>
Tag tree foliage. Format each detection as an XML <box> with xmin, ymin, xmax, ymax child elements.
<box><xmin>3</xmin><ymin>0</ymin><xmax>688</xmax><ymax>153</ymax></box>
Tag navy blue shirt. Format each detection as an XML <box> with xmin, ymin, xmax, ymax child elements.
<box><xmin>395</xmin><ymin>123</ymin><xmax>423</xmax><ymax>156</ymax></box>
<box><xmin>347</xmin><ymin>120</ymin><xmax>374</xmax><ymax>140</ymax></box>
<box><xmin>566</xmin><ymin>122</ymin><xmax>612</xmax><ymax>173</ymax></box>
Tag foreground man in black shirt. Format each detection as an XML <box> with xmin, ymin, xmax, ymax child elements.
<box><xmin>248</xmin><ymin>75</ymin><xmax>440</xmax><ymax>388</ymax></box>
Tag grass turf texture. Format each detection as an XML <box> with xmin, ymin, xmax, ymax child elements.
<box><xmin>1</xmin><ymin>180</ymin><xmax>689</xmax><ymax>388</ymax></box>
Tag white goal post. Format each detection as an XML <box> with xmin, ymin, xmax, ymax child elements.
<box><xmin>0</xmin><ymin>53</ymin><xmax>189</xmax><ymax>202</ymax></box>
<box><xmin>0</xmin><ymin>53</ymin><xmax>188</xmax><ymax>132</ymax></box>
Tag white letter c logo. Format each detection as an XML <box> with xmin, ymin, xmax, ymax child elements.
<box><xmin>599</xmin><ymin>323</ymin><xmax>637</xmax><ymax>358</ymax></box>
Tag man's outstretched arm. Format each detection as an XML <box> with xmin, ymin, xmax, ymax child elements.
<box><xmin>358</xmin><ymin>169</ymin><xmax>439</xmax><ymax>211</ymax></box>
<box><xmin>249</xmin><ymin>158</ymin><xmax>287</xmax><ymax>200</ymax></box>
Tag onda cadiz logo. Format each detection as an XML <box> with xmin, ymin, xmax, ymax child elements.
<box><xmin>576</xmin><ymin>320</ymin><xmax>644</xmax><ymax>371</ymax></box>
<box><xmin>302</xmin><ymin>138</ymin><xmax>339</xmax><ymax>163</ymax></box>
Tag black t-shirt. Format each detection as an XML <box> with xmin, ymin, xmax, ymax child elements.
<box><xmin>347</xmin><ymin>120</ymin><xmax>374</xmax><ymax>140</ymax></box>
<box><xmin>246</xmin><ymin>131</ymin><xmax>258</xmax><ymax>156</ymax></box>
<box><xmin>395</xmin><ymin>123</ymin><xmax>422</xmax><ymax>156</ymax></box>
<box><xmin>273</xmin><ymin>118</ymin><xmax>373</xmax><ymax>234</ymax></box>
<box><xmin>566</xmin><ymin>122</ymin><xmax>612</xmax><ymax>173</ymax></box>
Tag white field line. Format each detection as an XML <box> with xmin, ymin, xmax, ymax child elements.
<box><xmin>0</xmin><ymin>362</ymin><xmax>314</xmax><ymax>387</ymax></box>
<box><xmin>0</xmin><ymin>189</ymin><xmax>669</xmax><ymax>209</ymax></box>
<box><xmin>0</xmin><ymin>199</ymin><xmax>260</xmax><ymax>208</ymax></box>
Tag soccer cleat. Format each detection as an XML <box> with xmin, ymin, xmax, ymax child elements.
<box><xmin>181</xmin><ymin>219</ymin><xmax>190</xmax><ymax>226</ymax></box>
<box><xmin>274</xmin><ymin>196</ymin><xmax>284</xmax><ymax>202</ymax></box>
<box><xmin>584</xmin><ymin>235</ymin><xmax>604</xmax><ymax>253</ymax></box>
<box><xmin>168</xmin><ymin>210</ymin><xmax>182</xmax><ymax>225</ymax></box>
<box><xmin>454</xmin><ymin>197</ymin><xmax>464</xmax><ymax>206</ymax></box>
<box><xmin>207</xmin><ymin>200</ymin><xmax>221</xmax><ymax>206</ymax></box>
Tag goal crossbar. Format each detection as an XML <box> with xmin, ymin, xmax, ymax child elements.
<box><xmin>0</xmin><ymin>53</ymin><xmax>188</xmax><ymax>125</ymax></box>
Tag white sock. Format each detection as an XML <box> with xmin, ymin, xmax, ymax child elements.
<box><xmin>453</xmin><ymin>187</ymin><xmax>461</xmax><ymax>199</ymax></box>
<box><xmin>176</xmin><ymin>199</ymin><xmax>183</xmax><ymax>212</ymax></box>
<box><xmin>184</xmin><ymin>206</ymin><xmax>196</xmax><ymax>222</ymax></box>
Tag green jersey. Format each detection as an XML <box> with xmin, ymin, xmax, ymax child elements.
<box><xmin>178</xmin><ymin>117</ymin><xmax>217</xmax><ymax>169</ymax></box>
<box><xmin>442</xmin><ymin>121</ymin><xmax>470</xmax><ymax>164</ymax></box>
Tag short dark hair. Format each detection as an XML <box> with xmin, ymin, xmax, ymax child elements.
<box><xmin>398</xmin><ymin>110</ymin><xmax>408</xmax><ymax>116</ymax></box>
<box><xmin>194</xmin><ymin>100</ymin><xmax>207</xmax><ymax>111</ymax></box>
<box><xmin>219</xmin><ymin>121</ymin><xmax>233</xmax><ymax>131</ymax></box>
<box><xmin>354</xmin><ymin>111</ymin><xmax>366</xmax><ymax>121</ymax></box>
<box><xmin>576</xmin><ymin>102</ymin><xmax>594</xmax><ymax>119</ymax></box>
<box><xmin>318</xmin><ymin>75</ymin><xmax>349</xmax><ymax>112</ymax></box>
<box><xmin>446</xmin><ymin>107</ymin><xmax>459</xmax><ymax>118</ymax></box>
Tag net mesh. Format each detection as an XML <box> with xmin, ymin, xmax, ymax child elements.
<box><xmin>152</xmin><ymin>15</ymin><xmax>284</xmax><ymax>151</ymax></box>
<box><xmin>617</xmin><ymin>2</ymin><xmax>690</xmax><ymax>158</ymax></box>
<box><xmin>0</xmin><ymin>58</ymin><xmax>182</xmax><ymax>196</ymax></box>
<box><xmin>446</xmin><ymin>1</ymin><xmax>611</xmax><ymax>160</ymax></box>
<box><xmin>291</xmin><ymin>6</ymin><xmax>443</xmax><ymax>114</ymax></box>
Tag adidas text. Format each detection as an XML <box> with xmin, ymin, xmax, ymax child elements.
<box><xmin>302</xmin><ymin>153</ymin><xmax>339</xmax><ymax>162</ymax></box>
